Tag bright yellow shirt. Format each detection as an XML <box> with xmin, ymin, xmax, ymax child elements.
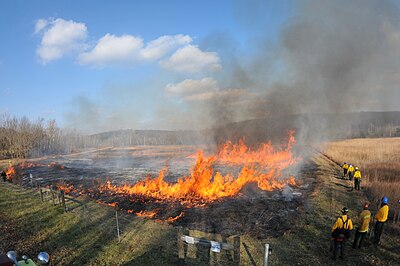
<box><xmin>375</xmin><ymin>205</ymin><xmax>389</xmax><ymax>222</ymax></box>
<box><xmin>358</xmin><ymin>210</ymin><xmax>371</xmax><ymax>232</ymax></box>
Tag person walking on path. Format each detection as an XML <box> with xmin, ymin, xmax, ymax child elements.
<box><xmin>347</xmin><ymin>164</ymin><xmax>355</xmax><ymax>181</ymax></box>
<box><xmin>342</xmin><ymin>162</ymin><xmax>349</xmax><ymax>178</ymax></box>
<box><xmin>374</xmin><ymin>197</ymin><xmax>389</xmax><ymax>245</ymax></box>
<box><xmin>353</xmin><ymin>167</ymin><xmax>362</xmax><ymax>190</ymax></box>
<box><xmin>353</xmin><ymin>203</ymin><xmax>371</xmax><ymax>249</ymax></box>
<box><xmin>331</xmin><ymin>207</ymin><xmax>353</xmax><ymax>260</ymax></box>
<box><xmin>1</xmin><ymin>170</ymin><xmax>6</xmax><ymax>182</ymax></box>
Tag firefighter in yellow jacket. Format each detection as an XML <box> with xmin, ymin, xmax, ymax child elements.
<box><xmin>342</xmin><ymin>162</ymin><xmax>349</xmax><ymax>178</ymax></box>
<box><xmin>347</xmin><ymin>164</ymin><xmax>355</xmax><ymax>180</ymax></box>
<box><xmin>352</xmin><ymin>203</ymin><xmax>371</xmax><ymax>249</ymax></box>
<box><xmin>331</xmin><ymin>207</ymin><xmax>353</xmax><ymax>260</ymax></box>
<box><xmin>374</xmin><ymin>197</ymin><xmax>389</xmax><ymax>245</ymax></box>
<box><xmin>353</xmin><ymin>167</ymin><xmax>362</xmax><ymax>190</ymax></box>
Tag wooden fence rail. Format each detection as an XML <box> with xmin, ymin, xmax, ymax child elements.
<box><xmin>39</xmin><ymin>187</ymin><xmax>86</xmax><ymax>212</ymax></box>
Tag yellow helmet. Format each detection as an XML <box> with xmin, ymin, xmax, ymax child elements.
<box><xmin>355</xmin><ymin>166</ymin><xmax>359</xmax><ymax>170</ymax></box>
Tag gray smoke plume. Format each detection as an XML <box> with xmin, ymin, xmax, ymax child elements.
<box><xmin>196</xmin><ymin>0</ymin><xmax>400</xmax><ymax>142</ymax></box>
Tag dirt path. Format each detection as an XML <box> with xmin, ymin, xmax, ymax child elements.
<box><xmin>267</xmin><ymin>151</ymin><xmax>400</xmax><ymax>265</ymax></box>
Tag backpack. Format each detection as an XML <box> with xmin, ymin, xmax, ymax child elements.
<box><xmin>332</xmin><ymin>217</ymin><xmax>351</xmax><ymax>240</ymax></box>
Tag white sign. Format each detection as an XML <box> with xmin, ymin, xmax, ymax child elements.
<box><xmin>210</xmin><ymin>241</ymin><xmax>221</xmax><ymax>253</ymax></box>
<box><xmin>184</xmin><ymin>236</ymin><xmax>195</xmax><ymax>244</ymax></box>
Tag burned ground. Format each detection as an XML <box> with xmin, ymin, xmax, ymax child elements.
<box><xmin>7</xmin><ymin>146</ymin><xmax>313</xmax><ymax>240</ymax></box>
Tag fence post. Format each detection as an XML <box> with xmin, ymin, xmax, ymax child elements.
<box><xmin>264</xmin><ymin>243</ymin><xmax>270</xmax><ymax>266</ymax></box>
<box><xmin>233</xmin><ymin>235</ymin><xmax>240</xmax><ymax>266</ymax></box>
<box><xmin>60</xmin><ymin>190</ymin><xmax>66</xmax><ymax>212</ymax></box>
<box><xmin>177</xmin><ymin>227</ymin><xmax>185</xmax><ymax>261</ymax></box>
<box><xmin>40</xmin><ymin>188</ymin><xmax>44</xmax><ymax>202</ymax></box>
<box><xmin>115</xmin><ymin>209</ymin><xmax>120</xmax><ymax>243</ymax></box>
<box><xmin>51</xmin><ymin>187</ymin><xmax>55</xmax><ymax>205</ymax></box>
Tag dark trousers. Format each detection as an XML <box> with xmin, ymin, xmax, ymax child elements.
<box><xmin>352</xmin><ymin>231</ymin><xmax>367</xmax><ymax>248</ymax></box>
<box><xmin>332</xmin><ymin>239</ymin><xmax>346</xmax><ymax>259</ymax></box>
<box><xmin>374</xmin><ymin>221</ymin><xmax>385</xmax><ymax>244</ymax></box>
<box><xmin>348</xmin><ymin>172</ymin><xmax>354</xmax><ymax>180</ymax></box>
<box><xmin>343</xmin><ymin>169</ymin><xmax>348</xmax><ymax>177</ymax></box>
<box><xmin>354</xmin><ymin>178</ymin><xmax>361</xmax><ymax>190</ymax></box>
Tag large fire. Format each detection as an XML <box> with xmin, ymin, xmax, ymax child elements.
<box><xmin>100</xmin><ymin>132</ymin><xmax>299</xmax><ymax>204</ymax></box>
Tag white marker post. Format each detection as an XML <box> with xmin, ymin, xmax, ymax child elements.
<box><xmin>264</xmin><ymin>243</ymin><xmax>270</xmax><ymax>266</ymax></box>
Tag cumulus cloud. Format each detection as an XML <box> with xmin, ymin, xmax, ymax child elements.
<box><xmin>165</xmin><ymin>77</ymin><xmax>218</xmax><ymax>96</ymax></box>
<box><xmin>78</xmin><ymin>34</ymin><xmax>143</xmax><ymax>66</ymax></box>
<box><xmin>78</xmin><ymin>34</ymin><xmax>192</xmax><ymax>67</ymax></box>
<box><xmin>140</xmin><ymin>34</ymin><xmax>192</xmax><ymax>60</ymax></box>
<box><xmin>165</xmin><ymin>77</ymin><xmax>250</xmax><ymax>102</ymax></box>
<box><xmin>35</xmin><ymin>18</ymin><xmax>88</xmax><ymax>64</ymax></box>
<box><xmin>33</xmin><ymin>18</ymin><xmax>219</xmax><ymax>71</ymax></box>
<box><xmin>34</xmin><ymin>19</ymin><xmax>48</xmax><ymax>34</ymax></box>
<box><xmin>160</xmin><ymin>45</ymin><xmax>221</xmax><ymax>73</ymax></box>
<box><xmin>183</xmin><ymin>88</ymin><xmax>249</xmax><ymax>102</ymax></box>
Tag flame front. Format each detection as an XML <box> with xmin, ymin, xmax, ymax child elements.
<box><xmin>100</xmin><ymin>132</ymin><xmax>299</xmax><ymax>204</ymax></box>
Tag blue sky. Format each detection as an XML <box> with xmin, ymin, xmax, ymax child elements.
<box><xmin>3</xmin><ymin>1</ymin><xmax>399</xmax><ymax>134</ymax></box>
<box><xmin>0</xmin><ymin>0</ymin><xmax>293</xmax><ymax>132</ymax></box>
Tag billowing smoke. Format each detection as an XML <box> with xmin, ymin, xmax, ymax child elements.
<box><xmin>64</xmin><ymin>0</ymin><xmax>400</xmax><ymax>139</ymax></box>
<box><xmin>195</xmin><ymin>0</ymin><xmax>400</xmax><ymax>142</ymax></box>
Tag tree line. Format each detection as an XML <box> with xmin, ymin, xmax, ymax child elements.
<box><xmin>0</xmin><ymin>115</ymin><xmax>85</xmax><ymax>159</ymax></box>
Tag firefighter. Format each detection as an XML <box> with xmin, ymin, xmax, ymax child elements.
<box><xmin>353</xmin><ymin>167</ymin><xmax>362</xmax><ymax>190</ymax></box>
<box><xmin>347</xmin><ymin>164</ymin><xmax>355</xmax><ymax>181</ymax></box>
<box><xmin>342</xmin><ymin>162</ymin><xmax>349</xmax><ymax>178</ymax></box>
<box><xmin>1</xmin><ymin>170</ymin><xmax>6</xmax><ymax>182</ymax></box>
<box><xmin>374</xmin><ymin>197</ymin><xmax>389</xmax><ymax>245</ymax></box>
<box><xmin>352</xmin><ymin>202</ymin><xmax>371</xmax><ymax>249</ymax></box>
<box><xmin>331</xmin><ymin>207</ymin><xmax>353</xmax><ymax>260</ymax></box>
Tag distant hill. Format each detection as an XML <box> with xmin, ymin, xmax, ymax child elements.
<box><xmin>85</xmin><ymin>111</ymin><xmax>400</xmax><ymax>147</ymax></box>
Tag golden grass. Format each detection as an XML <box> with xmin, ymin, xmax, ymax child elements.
<box><xmin>323</xmin><ymin>137</ymin><xmax>400</xmax><ymax>217</ymax></box>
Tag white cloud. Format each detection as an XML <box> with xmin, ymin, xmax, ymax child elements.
<box><xmin>79</xmin><ymin>34</ymin><xmax>192</xmax><ymax>67</ymax></box>
<box><xmin>165</xmin><ymin>78</ymin><xmax>249</xmax><ymax>102</ymax></box>
<box><xmin>165</xmin><ymin>77</ymin><xmax>218</xmax><ymax>96</ymax></box>
<box><xmin>140</xmin><ymin>34</ymin><xmax>192</xmax><ymax>60</ymax></box>
<box><xmin>78</xmin><ymin>34</ymin><xmax>143</xmax><ymax>66</ymax></box>
<box><xmin>183</xmin><ymin>89</ymin><xmax>249</xmax><ymax>102</ymax></box>
<box><xmin>36</xmin><ymin>18</ymin><xmax>87</xmax><ymax>64</ymax></box>
<box><xmin>160</xmin><ymin>45</ymin><xmax>221</xmax><ymax>73</ymax></box>
<box><xmin>34</xmin><ymin>19</ymin><xmax>48</xmax><ymax>34</ymax></box>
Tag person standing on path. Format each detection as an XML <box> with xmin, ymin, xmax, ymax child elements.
<box><xmin>353</xmin><ymin>167</ymin><xmax>362</xmax><ymax>190</ymax></box>
<box><xmin>353</xmin><ymin>203</ymin><xmax>371</xmax><ymax>249</ymax></box>
<box><xmin>374</xmin><ymin>197</ymin><xmax>389</xmax><ymax>245</ymax></box>
<box><xmin>331</xmin><ymin>207</ymin><xmax>353</xmax><ymax>260</ymax></box>
<box><xmin>342</xmin><ymin>162</ymin><xmax>349</xmax><ymax>178</ymax></box>
<box><xmin>347</xmin><ymin>164</ymin><xmax>355</xmax><ymax>181</ymax></box>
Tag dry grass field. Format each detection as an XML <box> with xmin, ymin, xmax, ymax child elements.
<box><xmin>323</xmin><ymin>137</ymin><xmax>400</xmax><ymax>219</ymax></box>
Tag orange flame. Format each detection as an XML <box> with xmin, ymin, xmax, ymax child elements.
<box><xmin>100</xmin><ymin>132</ymin><xmax>299</xmax><ymax>204</ymax></box>
<box><xmin>163</xmin><ymin>212</ymin><xmax>184</xmax><ymax>223</ymax></box>
<box><xmin>57</xmin><ymin>183</ymin><xmax>75</xmax><ymax>194</ymax></box>
<box><xmin>136</xmin><ymin>210</ymin><xmax>158</xmax><ymax>218</ymax></box>
<box><xmin>6</xmin><ymin>165</ymin><xmax>16</xmax><ymax>181</ymax></box>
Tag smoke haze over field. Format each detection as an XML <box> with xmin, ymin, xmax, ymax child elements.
<box><xmin>60</xmin><ymin>0</ymin><xmax>400</xmax><ymax>135</ymax></box>
<box><xmin>204</xmin><ymin>0</ymin><xmax>400</xmax><ymax>123</ymax></box>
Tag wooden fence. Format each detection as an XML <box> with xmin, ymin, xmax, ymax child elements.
<box><xmin>39</xmin><ymin>186</ymin><xmax>86</xmax><ymax>212</ymax></box>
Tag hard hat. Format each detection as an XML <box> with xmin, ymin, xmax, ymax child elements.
<box><xmin>344</xmin><ymin>162</ymin><xmax>347</xmax><ymax>164</ymax></box>
<box><xmin>363</xmin><ymin>202</ymin><xmax>370</xmax><ymax>209</ymax></box>
<box><xmin>350</xmin><ymin>164</ymin><xmax>352</xmax><ymax>167</ymax></box>
<box><xmin>355</xmin><ymin>166</ymin><xmax>359</xmax><ymax>170</ymax></box>
<box><xmin>382</xmin><ymin>196</ymin><xmax>388</xmax><ymax>204</ymax></box>
<box><xmin>341</xmin><ymin>207</ymin><xmax>349</xmax><ymax>214</ymax></box>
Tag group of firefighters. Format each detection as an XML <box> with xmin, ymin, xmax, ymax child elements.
<box><xmin>342</xmin><ymin>162</ymin><xmax>362</xmax><ymax>190</ymax></box>
<box><xmin>330</xmin><ymin>161</ymin><xmax>391</xmax><ymax>260</ymax></box>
